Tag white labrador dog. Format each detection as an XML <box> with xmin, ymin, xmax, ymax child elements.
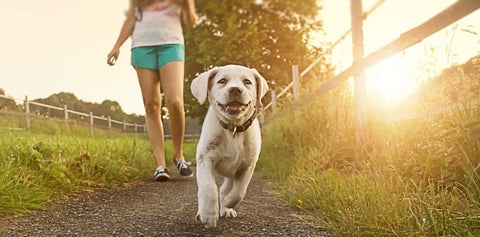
<box><xmin>191</xmin><ymin>65</ymin><xmax>269</xmax><ymax>228</ymax></box>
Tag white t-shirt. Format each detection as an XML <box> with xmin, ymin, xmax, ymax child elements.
<box><xmin>131</xmin><ymin>0</ymin><xmax>184</xmax><ymax>48</ymax></box>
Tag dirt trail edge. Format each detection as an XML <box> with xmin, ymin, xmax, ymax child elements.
<box><xmin>0</xmin><ymin>171</ymin><xmax>332</xmax><ymax>236</ymax></box>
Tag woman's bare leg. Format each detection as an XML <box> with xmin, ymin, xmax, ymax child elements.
<box><xmin>136</xmin><ymin>67</ymin><xmax>167</xmax><ymax>168</ymax></box>
<box><xmin>159</xmin><ymin>61</ymin><xmax>185</xmax><ymax>161</ymax></box>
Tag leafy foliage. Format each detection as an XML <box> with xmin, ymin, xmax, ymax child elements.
<box><xmin>418</xmin><ymin>54</ymin><xmax>480</xmax><ymax>104</ymax></box>
<box><xmin>183</xmin><ymin>0</ymin><xmax>328</xmax><ymax>118</ymax></box>
<box><xmin>0</xmin><ymin>88</ymin><xmax>19</xmax><ymax>111</ymax></box>
<box><xmin>28</xmin><ymin>92</ymin><xmax>145</xmax><ymax>124</ymax></box>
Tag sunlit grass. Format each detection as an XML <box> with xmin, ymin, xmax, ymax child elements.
<box><xmin>258</xmin><ymin>74</ymin><xmax>480</xmax><ymax>236</ymax></box>
<box><xmin>0</xmin><ymin>121</ymin><xmax>197</xmax><ymax>214</ymax></box>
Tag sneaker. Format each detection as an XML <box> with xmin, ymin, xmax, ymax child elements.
<box><xmin>153</xmin><ymin>166</ymin><xmax>171</xmax><ymax>182</ymax></box>
<box><xmin>174</xmin><ymin>158</ymin><xmax>193</xmax><ymax>177</ymax></box>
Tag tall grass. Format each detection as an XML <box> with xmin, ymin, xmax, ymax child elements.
<box><xmin>258</xmin><ymin>74</ymin><xmax>480</xmax><ymax>235</ymax></box>
<box><xmin>0</xmin><ymin>121</ymin><xmax>197</xmax><ymax>214</ymax></box>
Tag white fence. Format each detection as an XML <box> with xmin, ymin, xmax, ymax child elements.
<box><xmin>0</xmin><ymin>94</ymin><xmax>145</xmax><ymax>136</ymax></box>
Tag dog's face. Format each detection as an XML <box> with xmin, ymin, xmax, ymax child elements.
<box><xmin>191</xmin><ymin>65</ymin><xmax>269</xmax><ymax>121</ymax></box>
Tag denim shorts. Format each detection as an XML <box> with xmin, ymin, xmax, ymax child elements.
<box><xmin>131</xmin><ymin>44</ymin><xmax>185</xmax><ymax>70</ymax></box>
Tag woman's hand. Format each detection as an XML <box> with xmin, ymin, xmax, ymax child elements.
<box><xmin>107</xmin><ymin>0</ymin><xmax>135</xmax><ymax>66</ymax></box>
<box><xmin>107</xmin><ymin>47</ymin><xmax>120</xmax><ymax>66</ymax></box>
<box><xmin>174</xmin><ymin>0</ymin><xmax>197</xmax><ymax>27</ymax></box>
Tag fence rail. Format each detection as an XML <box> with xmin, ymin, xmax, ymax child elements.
<box><xmin>262</xmin><ymin>0</ymin><xmax>480</xmax><ymax>147</ymax></box>
<box><xmin>0</xmin><ymin>94</ymin><xmax>146</xmax><ymax>136</ymax></box>
<box><xmin>263</xmin><ymin>0</ymin><xmax>386</xmax><ymax>112</ymax></box>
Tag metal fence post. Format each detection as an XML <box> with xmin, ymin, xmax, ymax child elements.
<box><xmin>24</xmin><ymin>96</ymin><xmax>30</xmax><ymax>130</ymax></box>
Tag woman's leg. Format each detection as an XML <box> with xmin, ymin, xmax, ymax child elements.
<box><xmin>159</xmin><ymin>61</ymin><xmax>185</xmax><ymax>161</ymax></box>
<box><xmin>136</xmin><ymin>67</ymin><xmax>167</xmax><ymax>168</ymax></box>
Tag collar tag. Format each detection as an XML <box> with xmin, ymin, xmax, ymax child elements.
<box><xmin>232</xmin><ymin>126</ymin><xmax>237</xmax><ymax>137</ymax></box>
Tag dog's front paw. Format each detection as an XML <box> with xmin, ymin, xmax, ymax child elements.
<box><xmin>220</xmin><ymin>207</ymin><xmax>237</xmax><ymax>218</ymax></box>
<box><xmin>196</xmin><ymin>211</ymin><xmax>219</xmax><ymax>228</ymax></box>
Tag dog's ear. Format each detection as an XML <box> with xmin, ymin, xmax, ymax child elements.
<box><xmin>251</xmin><ymin>68</ymin><xmax>269</xmax><ymax>109</ymax></box>
<box><xmin>191</xmin><ymin>67</ymin><xmax>219</xmax><ymax>105</ymax></box>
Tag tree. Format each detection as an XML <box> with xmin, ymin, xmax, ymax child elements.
<box><xmin>0</xmin><ymin>88</ymin><xmax>19</xmax><ymax>111</ymax></box>
<box><xmin>417</xmin><ymin>54</ymin><xmax>480</xmax><ymax>104</ymax></box>
<box><xmin>183</xmin><ymin>0</ymin><xmax>329</xmax><ymax>118</ymax></box>
<box><xmin>32</xmin><ymin>92</ymin><xmax>145</xmax><ymax>124</ymax></box>
<box><xmin>93</xmin><ymin>100</ymin><xmax>125</xmax><ymax>121</ymax></box>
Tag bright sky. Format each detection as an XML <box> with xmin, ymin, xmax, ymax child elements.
<box><xmin>1</xmin><ymin>0</ymin><xmax>479</xmax><ymax>114</ymax></box>
<box><xmin>0</xmin><ymin>1</ymin><xmax>138</xmax><ymax>113</ymax></box>
<box><xmin>319</xmin><ymin>0</ymin><xmax>480</xmax><ymax>103</ymax></box>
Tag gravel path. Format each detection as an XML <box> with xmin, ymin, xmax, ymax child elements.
<box><xmin>0</xmin><ymin>171</ymin><xmax>332</xmax><ymax>236</ymax></box>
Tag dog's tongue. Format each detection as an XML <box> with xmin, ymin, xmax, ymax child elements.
<box><xmin>227</xmin><ymin>101</ymin><xmax>243</xmax><ymax>109</ymax></box>
<box><xmin>225</xmin><ymin>101</ymin><xmax>244</xmax><ymax>115</ymax></box>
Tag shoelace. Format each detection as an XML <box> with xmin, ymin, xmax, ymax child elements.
<box><xmin>155</xmin><ymin>166</ymin><xmax>166</xmax><ymax>174</ymax></box>
<box><xmin>176</xmin><ymin>159</ymin><xmax>191</xmax><ymax>169</ymax></box>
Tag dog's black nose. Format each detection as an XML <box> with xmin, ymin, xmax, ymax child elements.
<box><xmin>228</xmin><ymin>87</ymin><xmax>242</xmax><ymax>96</ymax></box>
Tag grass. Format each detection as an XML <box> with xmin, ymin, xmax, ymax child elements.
<box><xmin>0</xmin><ymin>118</ymin><xmax>197</xmax><ymax>214</ymax></box>
<box><xmin>258</xmin><ymin>84</ymin><xmax>480</xmax><ymax>236</ymax></box>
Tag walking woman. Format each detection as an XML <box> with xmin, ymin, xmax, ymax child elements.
<box><xmin>107</xmin><ymin>0</ymin><xmax>197</xmax><ymax>181</ymax></box>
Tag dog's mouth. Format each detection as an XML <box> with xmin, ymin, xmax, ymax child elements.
<box><xmin>218</xmin><ymin>101</ymin><xmax>251</xmax><ymax>115</ymax></box>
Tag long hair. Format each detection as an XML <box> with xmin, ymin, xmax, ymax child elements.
<box><xmin>132</xmin><ymin>0</ymin><xmax>153</xmax><ymax>21</ymax></box>
<box><xmin>133</xmin><ymin>0</ymin><xmax>154</xmax><ymax>10</ymax></box>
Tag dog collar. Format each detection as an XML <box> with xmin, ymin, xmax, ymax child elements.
<box><xmin>219</xmin><ymin>110</ymin><xmax>258</xmax><ymax>137</ymax></box>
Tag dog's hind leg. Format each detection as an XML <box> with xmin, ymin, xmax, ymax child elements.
<box><xmin>219</xmin><ymin>178</ymin><xmax>237</xmax><ymax>218</ymax></box>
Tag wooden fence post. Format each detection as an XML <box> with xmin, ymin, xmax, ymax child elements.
<box><xmin>270</xmin><ymin>90</ymin><xmax>277</xmax><ymax>113</ymax></box>
<box><xmin>292</xmin><ymin>65</ymin><xmax>300</xmax><ymax>102</ymax></box>
<box><xmin>64</xmin><ymin>105</ymin><xmax>69</xmax><ymax>131</ymax></box>
<box><xmin>122</xmin><ymin>121</ymin><xmax>126</xmax><ymax>134</ymax></box>
<box><xmin>89</xmin><ymin>112</ymin><xmax>94</xmax><ymax>137</ymax></box>
<box><xmin>259</xmin><ymin>111</ymin><xmax>265</xmax><ymax>124</ymax></box>
<box><xmin>134</xmin><ymin>122</ymin><xmax>138</xmax><ymax>137</ymax></box>
<box><xmin>108</xmin><ymin>116</ymin><xmax>112</xmax><ymax>136</ymax></box>
<box><xmin>24</xmin><ymin>96</ymin><xmax>30</xmax><ymax>130</ymax></box>
<box><xmin>350</xmin><ymin>0</ymin><xmax>368</xmax><ymax>148</ymax></box>
<box><xmin>292</xmin><ymin>65</ymin><xmax>300</xmax><ymax>122</ymax></box>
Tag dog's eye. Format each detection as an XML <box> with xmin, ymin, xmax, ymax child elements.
<box><xmin>218</xmin><ymin>78</ymin><xmax>227</xmax><ymax>84</ymax></box>
<box><xmin>243</xmin><ymin>79</ymin><xmax>252</xmax><ymax>85</ymax></box>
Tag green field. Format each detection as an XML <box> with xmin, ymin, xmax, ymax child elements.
<box><xmin>0</xmin><ymin>119</ymin><xmax>197</xmax><ymax>214</ymax></box>
<box><xmin>1</xmin><ymin>87</ymin><xmax>479</xmax><ymax>236</ymax></box>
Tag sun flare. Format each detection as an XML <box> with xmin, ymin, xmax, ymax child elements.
<box><xmin>365</xmin><ymin>56</ymin><xmax>418</xmax><ymax>103</ymax></box>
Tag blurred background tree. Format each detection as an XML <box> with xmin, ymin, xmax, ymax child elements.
<box><xmin>30</xmin><ymin>92</ymin><xmax>144</xmax><ymax>124</ymax></box>
<box><xmin>183</xmin><ymin>0</ymin><xmax>332</xmax><ymax>118</ymax></box>
<box><xmin>0</xmin><ymin>88</ymin><xmax>20</xmax><ymax>111</ymax></box>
